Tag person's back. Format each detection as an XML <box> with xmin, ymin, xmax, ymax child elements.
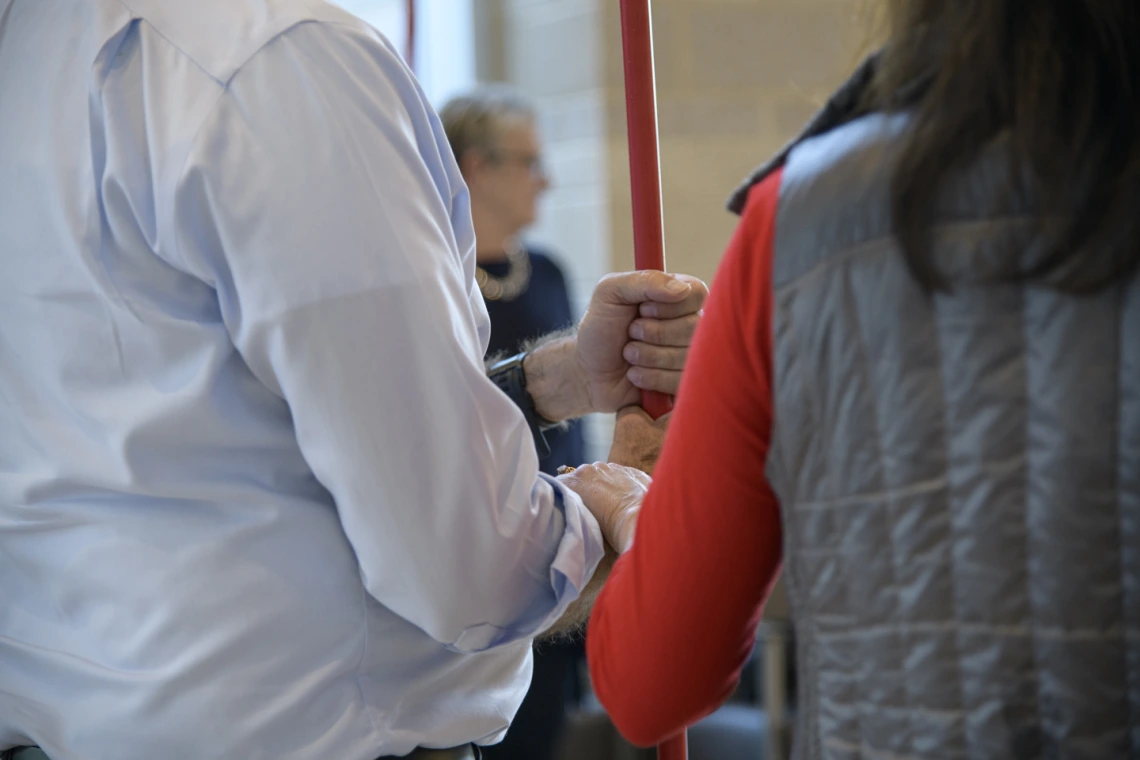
<box><xmin>749</xmin><ymin>110</ymin><xmax>1140</xmax><ymax>758</ymax></box>
<box><xmin>2</xmin><ymin>3</ymin><xmax>380</xmax><ymax>756</ymax></box>
<box><xmin>734</xmin><ymin>5</ymin><xmax>1140</xmax><ymax>755</ymax></box>
<box><xmin>586</xmin><ymin>1</ymin><xmax>1140</xmax><ymax>756</ymax></box>
<box><xmin>0</xmin><ymin>2</ymin><xmax>567</xmax><ymax>757</ymax></box>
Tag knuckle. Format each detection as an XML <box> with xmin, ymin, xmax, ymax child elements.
<box><xmin>642</xmin><ymin>320</ymin><xmax>663</xmax><ymax>343</ymax></box>
<box><xmin>639</xmin><ymin>343</ymin><xmax>662</xmax><ymax>364</ymax></box>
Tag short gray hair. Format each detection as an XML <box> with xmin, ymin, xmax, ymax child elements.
<box><xmin>439</xmin><ymin>86</ymin><xmax>536</xmax><ymax>168</ymax></box>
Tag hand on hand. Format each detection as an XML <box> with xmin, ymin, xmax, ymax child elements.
<box><xmin>608</xmin><ymin>406</ymin><xmax>670</xmax><ymax>476</ymax></box>
<box><xmin>574</xmin><ymin>271</ymin><xmax>707</xmax><ymax>414</ymax></box>
<box><xmin>558</xmin><ymin>462</ymin><xmax>649</xmax><ymax>553</ymax></box>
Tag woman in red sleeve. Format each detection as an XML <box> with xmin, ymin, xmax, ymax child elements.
<box><xmin>584</xmin><ymin>2</ymin><xmax>1140</xmax><ymax>757</ymax></box>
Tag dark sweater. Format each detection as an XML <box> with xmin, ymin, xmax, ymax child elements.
<box><xmin>482</xmin><ymin>248</ymin><xmax>587</xmax><ymax>475</ymax></box>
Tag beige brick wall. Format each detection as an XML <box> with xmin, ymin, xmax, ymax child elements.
<box><xmin>606</xmin><ymin>0</ymin><xmax>865</xmax><ymax>284</ymax></box>
<box><xmin>476</xmin><ymin>0</ymin><xmax>866</xmax><ymax>454</ymax></box>
<box><xmin>481</xmin><ymin>0</ymin><xmax>869</xmax><ymax>287</ymax></box>
<box><xmin>493</xmin><ymin>0</ymin><xmax>611</xmax><ymax>316</ymax></box>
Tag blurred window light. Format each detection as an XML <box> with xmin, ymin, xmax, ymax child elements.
<box><xmin>332</xmin><ymin>0</ymin><xmax>476</xmax><ymax>108</ymax></box>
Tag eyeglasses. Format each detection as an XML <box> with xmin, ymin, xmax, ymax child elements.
<box><xmin>488</xmin><ymin>149</ymin><xmax>547</xmax><ymax>179</ymax></box>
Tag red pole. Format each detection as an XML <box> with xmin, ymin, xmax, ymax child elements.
<box><xmin>405</xmin><ymin>0</ymin><xmax>416</xmax><ymax>72</ymax></box>
<box><xmin>620</xmin><ymin>0</ymin><xmax>674</xmax><ymax>422</ymax></box>
<box><xmin>620</xmin><ymin>3</ymin><xmax>685</xmax><ymax>756</ymax></box>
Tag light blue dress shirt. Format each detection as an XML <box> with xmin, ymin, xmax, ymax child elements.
<box><xmin>0</xmin><ymin>2</ymin><xmax>605</xmax><ymax>758</ymax></box>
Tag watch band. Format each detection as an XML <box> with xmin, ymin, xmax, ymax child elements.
<box><xmin>486</xmin><ymin>352</ymin><xmax>551</xmax><ymax>459</ymax></box>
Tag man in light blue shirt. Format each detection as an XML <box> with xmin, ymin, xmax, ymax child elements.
<box><xmin>0</xmin><ymin>2</ymin><xmax>706</xmax><ymax>759</ymax></box>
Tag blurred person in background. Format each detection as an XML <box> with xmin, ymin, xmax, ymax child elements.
<box><xmin>586</xmin><ymin>1</ymin><xmax>1140</xmax><ymax>757</ymax></box>
<box><xmin>440</xmin><ymin>88</ymin><xmax>586</xmax><ymax>481</ymax></box>
<box><xmin>440</xmin><ymin>87</ymin><xmax>588</xmax><ymax>760</ymax></box>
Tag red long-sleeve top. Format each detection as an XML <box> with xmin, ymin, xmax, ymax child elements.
<box><xmin>586</xmin><ymin>168</ymin><xmax>786</xmax><ymax>747</ymax></box>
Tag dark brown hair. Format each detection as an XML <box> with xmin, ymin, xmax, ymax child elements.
<box><xmin>870</xmin><ymin>1</ymin><xmax>1140</xmax><ymax>292</ymax></box>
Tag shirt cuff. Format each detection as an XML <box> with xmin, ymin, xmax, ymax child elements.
<box><xmin>541</xmin><ymin>471</ymin><xmax>606</xmax><ymax>608</ymax></box>
<box><xmin>448</xmin><ymin>474</ymin><xmax>605</xmax><ymax>653</ymax></box>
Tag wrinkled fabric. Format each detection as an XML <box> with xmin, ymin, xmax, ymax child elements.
<box><xmin>758</xmin><ymin>113</ymin><xmax>1140</xmax><ymax>759</ymax></box>
<box><xmin>0</xmin><ymin>2</ymin><xmax>602</xmax><ymax>758</ymax></box>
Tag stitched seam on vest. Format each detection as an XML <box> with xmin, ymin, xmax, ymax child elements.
<box><xmin>813</xmin><ymin>622</ymin><xmax>1138</xmax><ymax>640</ymax></box>
<box><xmin>1131</xmin><ymin>280</ymin><xmax>1140</xmax><ymax>755</ymax></box>
<box><xmin>824</xmin><ymin>735</ymin><xmax>969</xmax><ymax>760</ymax></box>
<box><xmin>771</xmin><ymin>302</ymin><xmax>824</xmax><ymax>760</ymax></box>
<box><xmin>1021</xmin><ymin>290</ymin><xmax>1049</xmax><ymax>754</ymax></box>
<box><xmin>1115</xmin><ymin>281</ymin><xmax>1140</xmax><ymax>754</ymax></box>
<box><xmin>773</xmin><ymin>215</ymin><xmax>1043</xmax><ymax>294</ymax></box>
<box><xmin>768</xmin><ymin>168</ymin><xmax>826</xmax><ymax>758</ymax></box>
<box><xmin>849</xmin><ymin>279</ymin><xmax>917</xmax><ymax>755</ymax></box>
<box><xmin>931</xmin><ymin>301</ymin><xmax>973</xmax><ymax>757</ymax></box>
<box><xmin>791</xmin><ymin>477</ymin><xmax>947</xmax><ymax>511</ymax></box>
<box><xmin>1111</xmin><ymin>282</ymin><xmax>1129</xmax><ymax>755</ymax></box>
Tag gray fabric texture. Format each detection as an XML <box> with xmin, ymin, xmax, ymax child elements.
<box><xmin>758</xmin><ymin>111</ymin><xmax>1140</xmax><ymax>760</ymax></box>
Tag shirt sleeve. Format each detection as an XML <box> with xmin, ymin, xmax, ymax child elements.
<box><xmin>169</xmin><ymin>20</ymin><xmax>604</xmax><ymax>654</ymax></box>
<box><xmin>586</xmin><ymin>169</ymin><xmax>786</xmax><ymax>746</ymax></box>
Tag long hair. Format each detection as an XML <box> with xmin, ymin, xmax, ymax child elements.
<box><xmin>869</xmin><ymin>1</ymin><xmax>1140</xmax><ymax>293</ymax></box>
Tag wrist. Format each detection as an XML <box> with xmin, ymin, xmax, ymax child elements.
<box><xmin>486</xmin><ymin>352</ymin><xmax>552</xmax><ymax>458</ymax></box>
<box><xmin>523</xmin><ymin>335</ymin><xmax>592</xmax><ymax>422</ymax></box>
<box><xmin>609</xmin><ymin>503</ymin><xmax>640</xmax><ymax>554</ymax></box>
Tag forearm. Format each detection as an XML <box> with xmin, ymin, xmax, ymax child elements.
<box><xmin>540</xmin><ymin>541</ymin><xmax>619</xmax><ymax>641</ymax></box>
<box><xmin>485</xmin><ymin>329</ymin><xmax>589</xmax><ymax>425</ymax></box>
<box><xmin>522</xmin><ymin>331</ymin><xmax>592</xmax><ymax>423</ymax></box>
<box><xmin>587</xmin><ymin>169</ymin><xmax>786</xmax><ymax>746</ymax></box>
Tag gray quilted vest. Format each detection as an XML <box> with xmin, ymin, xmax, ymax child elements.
<box><xmin>730</xmin><ymin>63</ymin><xmax>1140</xmax><ymax>760</ymax></box>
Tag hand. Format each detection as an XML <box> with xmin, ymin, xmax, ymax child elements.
<box><xmin>558</xmin><ymin>462</ymin><xmax>650</xmax><ymax>553</ymax></box>
<box><xmin>523</xmin><ymin>271</ymin><xmax>707</xmax><ymax>423</ymax></box>
<box><xmin>608</xmin><ymin>406</ymin><xmax>670</xmax><ymax>476</ymax></box>
<box><xmin>575</xmin><ymin>271</ymin><xmax>707</xmax><ymax>413</ymax></box>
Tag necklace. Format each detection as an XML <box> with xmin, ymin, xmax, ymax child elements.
<box><xmin>475</xmin><ymin>239</ymin><xmax>532</xmax><ymax>302</ymax></box>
